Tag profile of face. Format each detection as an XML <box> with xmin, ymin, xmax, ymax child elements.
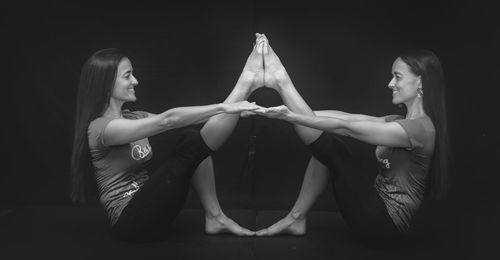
<box><xmin>388</xmin><ymin>57</ymin><xmax>422</xmax><ymax>105</ymax></box>
<box><xmin>111</xmin><ymin>57</ymin><xmax>139</xmax><ymax>103</ymax></box>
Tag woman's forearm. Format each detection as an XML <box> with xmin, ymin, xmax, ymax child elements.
<box><xmin>287</xmin><ymin>112</ymin><xmax>349</xmax><ymax>136</ymax></box>
<box><xmin>314</xmin><ymin>110</ymin><xmax>350</xmax><ymax>120</ymax></box>
<box><xmin>158</xmin><ymin>104</ymin><xmax>225</xmax><ymax>129</ymax></box>
<box><xmin>314</xmin><ymin>110</ymin><xmax>383</xmax><ymax>122</ymax></box>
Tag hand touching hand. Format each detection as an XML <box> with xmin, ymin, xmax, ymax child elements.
<box><xmin>240</xmin><ymin>105</ymin><xmax>291</xmax><ymax>120</ymax></box>
<box><xmin>222</xmin><ymin>101</ymin><xmax>261</xmax><ymax>114</ymax></box>
<box><xmin>262</xmin><ymin>105</ymin><xmax>291</xmax><ymax>119</ymax></box>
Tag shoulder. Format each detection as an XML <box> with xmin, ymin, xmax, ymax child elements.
<box><xmin>418</xmin><ymin>116</ymin><xmax>436</xmax><ymax>134</ymax></box>
<box><xmin>88</xmin><ymin>116</ymin><xmax>116</xmax><ymax>148</ymax></box>
<box><xmin>395</xmin><ymin>116</ymin><xmax>435</xmax><ymax>150</ymax></box>
<box><xmin>396</xmin><ymin>116</ymin><xmax>435</xmax><ymax>134</ymax></box>
<box><xmin>88</xmin><ymin>116</ymin><xmax>114</xmax><ymax>133</ymax></box>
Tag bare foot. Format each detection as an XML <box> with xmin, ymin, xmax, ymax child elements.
<box><xmin>261</xmin><ymin>34</ymin><xmax>291</xmax><ymax>91</ymax></box>
<box><xmin>240</xmin><ymin>105</ymin><xmax>267</xmax><ymax>118</ymax></box>
<box><xmin>205</xmin><ymin>213</ymin><xmax>255</xmax><ymax>236</ymax></box>
<box><xmin>255</xmin><ymin>214</ymin><xmax>306</xmax><ymax>236</ymax></box>
<box><xmin>239</xmin><ymin>33</ymin><xmax>266</xmax><ymax>92</ymax></box>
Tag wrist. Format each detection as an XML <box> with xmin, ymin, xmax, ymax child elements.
<box><xmin>285</xmin><ymin>110</ymin><xmax>296</xmax><ymax>122</ymax></box>
<box><xmin>218</xmin><ymin>103</ymin><xmax>228</xmax><ymax>113</ymax></box>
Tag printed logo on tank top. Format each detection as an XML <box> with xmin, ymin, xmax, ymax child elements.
<box><xmin>376</xmin><ymin>147</ymin><xmax>391</xmax><ymax>169</ymax></box>
<box><xmin>131</xmin><ymin>144</ymin><xmax>151</xmax><ymax>160</ymax></box>
<box><xmin>378</xmin><ymin>158</ymin><xmax>391</xmax><ymax>169</ymax></box>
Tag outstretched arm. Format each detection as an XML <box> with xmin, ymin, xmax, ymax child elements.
<box><xmin>102</xmin><ymin>101</ymin><xmax>259</xmax><ymax>146</ymax></box>
<box><xmin>262</xmin><ymin>105</ymin><xmax>410</xmax><ymax>148</ymax></box>
<box><xmin>103</xmin><ymin>33</ymin><xmax>269</xmax><ymax>147</ymax></box>
<box><xmin>314</xmin><ymin>110</ymin><xmax>386</xmax><ymax>122</ymax></box>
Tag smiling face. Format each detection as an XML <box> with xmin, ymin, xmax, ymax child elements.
<box><xmin>111</xmin><ymin>57</ymin><xmax>138</xmax><ymax>103</ymax></box>
<box><xmin>388</xmin><ymin>57</ymin><xmax>421</xmax><ymax>105</ymax></box>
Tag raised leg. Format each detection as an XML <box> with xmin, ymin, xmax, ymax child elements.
<box><xmin>261</xmin><ymin>34</ymin><xmax>322</xmax><ymax>144</ymax></box>
<box><xmin>256</xmin><ymin>35</ymin><xmax>332</xmax><ymax>236</ymax></box>
<box><xmin>192</xmin><ymin>34</ymin><xmax>267</xmax><ymax>236</ymax></box>
<box><xmin>191</xmin><ymin>156</ymin><xmax>254</xmax><ymax>236</ymax></box>
<box><xmin>256</xmin><ymin>156</ymin><xmax>329</xmax><ymax>236</ymax></box>
<box><xmin>200</xmin><ymin>34</ymin><xmax>266</xmax><ymax>150</ymax></box>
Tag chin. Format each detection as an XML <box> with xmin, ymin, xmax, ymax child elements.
<box><xmin>123</xmin><ymin>98</ymin><xmax>136</xmax><ymax>103</ymax></box>
<box><xmin>392</xmin><ymin>99</ymin><xmax>402</xmax><ymax>105</ymax></box>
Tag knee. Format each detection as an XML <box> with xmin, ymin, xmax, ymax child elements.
<box><xmin>328</xmin><ymin>134</ymin><xmax>352</xmax><ymax>160</ymax></box>
<box><xmin>175</xmin><ymin>129</ymin><xmax>200</xmax><ymax>149</ymax></box>
<box><xmin>309</xmin><ymin>133</ymin><xmax>352</xmax><ymax>168</ymax></box>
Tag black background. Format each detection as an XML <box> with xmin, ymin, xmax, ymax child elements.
<box><xmin>3</xmin><ymin>0</ymin><xmax>499</xmax><ymax>254</ymax></box>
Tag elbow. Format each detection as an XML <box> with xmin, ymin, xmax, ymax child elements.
<box><xmin>341</xmin><ymin>129</ymin><xmax>353</xmax><ymax>137</ymax></box>
<box><xmin>327</xmin><ymin>127</ymin><xmax>350</xmax><ymax>137</ymax></box>
<box><xmin>323</xmin><ymin>118</ymin><xmax>350</xmax><ymax>136</ymax></box>
<box><xmin>328</xmin><ymin>121</ymin><xmax>351</xmax><ymax>137</ymax></box>
<box><xmin>160</xmin><ymin>115</ymin><xmax>180</xmax><ymax>130</ymax></box>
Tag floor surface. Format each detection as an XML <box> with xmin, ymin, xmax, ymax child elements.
<box><xmin>0</xmin><ymin>205</ymin><xmax>496</xmax><ymax>260</ymax></box>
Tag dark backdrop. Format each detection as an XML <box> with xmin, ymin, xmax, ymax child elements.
<box><xmin>3</xmin><ymin>0</ymin><xmax>498</xmax><ymax>246</ymax></box>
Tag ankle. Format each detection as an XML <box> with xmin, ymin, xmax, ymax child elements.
<box><xmin>289</xmin><ymin>210</ymin><xmax>307</xmax><ymax>221</ymax></box>
<box><xmin>205</xmin><ymin>209</ymin><xmax>223</xmax><ymax>219</ymax></box>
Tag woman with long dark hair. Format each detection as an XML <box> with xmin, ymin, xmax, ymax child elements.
<box><xmin>253</xmin><ymin>34</ymin><xmax>449</xmax><ymax>237</ymax></box>
<box><xmin>70</xmin><ymin>35</ymin><xmax>267</xmax><ymax>241</ymax></box>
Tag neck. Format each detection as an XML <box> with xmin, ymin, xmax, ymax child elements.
<box><xmin>103</xmin><ymin>98</ymin><xmax>124</xmax><ymax>118</ymax></box>
<box><xmin>404</xmin><ymin>97</ymin><xmax>425</xmax><ymax>120</ymax></box>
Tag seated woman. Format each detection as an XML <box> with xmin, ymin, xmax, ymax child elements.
<box><xmin>70</xmin><ymin>34</ymin><xmax>268</xmax><ymax>242</ymax></box>
<box><xmin>253</xmin><ymin>34</ymin><xmax>449</xmax><ymax>238</ymax></box>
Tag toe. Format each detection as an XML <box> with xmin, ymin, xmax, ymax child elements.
<box><xmin>242</xmin><ymin>228</ymin><xmax>255</xmax><ymax>236</ymax></box>
<box><xmin>255</xmin><ymin>229</ymin><xmax>268</xmax><ymax>236</ymax></box>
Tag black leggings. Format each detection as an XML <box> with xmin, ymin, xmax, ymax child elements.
<box><xmin>307</xmin><ymin>132</ymin><xmax>399</xmax><ymax>238</ymax></box>
<box><xmin>111</xmin><ymin>129</ymin><xmax>213</xmax><ymax>242</ymax></box>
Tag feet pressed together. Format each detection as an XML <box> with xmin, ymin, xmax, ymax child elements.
<box><xmin>203</xmin><ymin>33</ymin><xmax>309</xmax><ymax>237</ymax></box>
<box><xmin>205</xmin><ymin>212</ymin><xmax>255</xmax><ymax>236</ymax></box>
<box><xmin>240</xmin><ymin>33</ymin><xmax>294</xmax><ymax>118</ymax></box>
<box><xmin>255</xmin><ymin>213</ymin><xmax>307</xmax><ymax>236</ymax></box>
<box><xmin>204</xmin><ymin>211</ymin><xmax>307</xmax><ymax>237</ymax></box>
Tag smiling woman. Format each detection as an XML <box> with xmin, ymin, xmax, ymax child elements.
<box><xmin>388</xmin><ymin>57</ymin><xmax>425</xmax><ymax>119</ymax></box>
<box><xmin>108</xmin><ymin>58</ymin><xmax>139</xmax><ymax>105</ymax></box>
<box><xmin>70</xmin><ymin>36</ymin><xmax>267</xmax><ymax>242</ymax></box>
<box><xmin>253</xmin><ymin>35</ymin><xmax>450</xmax><ymax>239</ymax></box>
